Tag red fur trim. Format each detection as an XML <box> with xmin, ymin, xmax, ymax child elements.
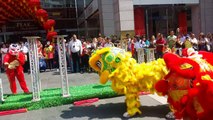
<box><xmin>188</xmin><ymin>88</ymin><xmax>199</xmax><ymax>97</ymax></box>
<box><xmin>194</xmin><ymin>80</ymin><xmax>213</xmax><ymax>119</ymax></box>
<box><xmin>198</xmin><ymin>112</ymin><xmax>213</xmax><ymax>120</ymax></box>
<box><xmin>199</xmin><ymin>51</ymin><xmax>213</xmax><ymax>66</ymax></box>
<box><xmin>177</xmin><ymin>58</ymin><xmax>200</xmax><ymax>78</ymax></box>
<box><xmin>185</xmin><ymin>103</ymin><xmax>198</xmax><ymax>120</ymax></box>
<box><xmin>164</xmin><ymin>72</ymin><xmax>173</xmax><ymax>80</ymax></box>
<box><xmin>163</xmin><ymin>53</ymin><xmax>180</xmax><ymax>69</ymax></box>
<box><xmin>182</xmin><ymin>48</ymin><xmax>188</xmax><ymax>57</ymax></box>
<box><xmin>163</xmin><ymin>53</ymin><xmax>200</xmax><ymax>78</ymax></box>
<box><xmin>180</xmin><ymin>95</ymin><xmax>188</xmax><ymax>105</ymax></box>
<box><xmin>155</xmin><ymin>80</ymin><xmax>168</xmax><ymax>95</ymax></box>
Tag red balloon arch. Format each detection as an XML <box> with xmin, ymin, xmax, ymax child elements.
<box><xmin>0</xmin><ymin>0</ymin><xmax>57</xmax><ymax>40</ymax></box>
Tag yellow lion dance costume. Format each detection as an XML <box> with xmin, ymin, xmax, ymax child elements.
<box><xmin>89</xmin><ymin>47</ymin><xmax>168</xmax><ymax>117</ymax></box>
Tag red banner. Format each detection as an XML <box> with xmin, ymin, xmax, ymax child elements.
<box><xmin>178</xmin><ymin>12</ymin><xmax>187</xmax><ymax>35</ymax></box>
<box><xmin>134</xmin><ymin>7</ymin><xmax>145</xmax><ymax>36</ymax></box>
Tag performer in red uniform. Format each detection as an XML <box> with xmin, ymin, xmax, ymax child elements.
<box><xmin>3</xmin><ymin>43</ymin><xmax>30</xmax><ymax>94</ymax></box>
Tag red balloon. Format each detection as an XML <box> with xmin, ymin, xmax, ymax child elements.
<box><xmin>47</xmin><ymin>31</ymin><xmax>57</xmax><ymax>41</ymax></box>
<box><xmin>43</xmin><ymin>19</ymin><xmax>56</xmax><ymax>30</ymax></box>
<box><xmin>36</xmin><ymin>9</ymin><xmax>48</xmax><ymax>17</ymax></box>
<box><xmin>36</xmin><ymin>9</ymin><xmax>48</xmax><ymax>22</ymax></box>
<box><xmin>29</xmin><ymin>0</ymin><xmax>40</xmax><ymax>6</ymax></box>
<box><xmin>29</xmin><ymin>0</ymin><xmax>41</xmax><ymax>11</ymax></box>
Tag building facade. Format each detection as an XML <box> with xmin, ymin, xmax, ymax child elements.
<box><xmin>77</xmin><ymin>0</ymin><xmax>213</xmax><ymax>39</ymax></box>
<box><xmin>0</xmin><ymin>0</ymin><xmax>212</xmax><ymax>42</ymax></box>
<box><xmin>0</xmin><ymin>0</ymin><xmax>77</xmax><ymax>43</ymax></box>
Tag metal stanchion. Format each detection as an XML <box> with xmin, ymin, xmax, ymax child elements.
<box><xmin>137</xmin><ymin>48</ymin><xmax>145</xmax><ymax>64</ymax></box>
<box><xmin>55</xmin><ymin>35</ymin><xmax>70</xmax><ymax>97</ymax></box>
<box><xmin>23</xmin><ymin>36</ymin><xmax>41</xmax><ymax>101</ymax></box>
<box><xmin>0</xmin><ymin>78</ymin><xmax>4</xmax><ymax>102</ymax></box>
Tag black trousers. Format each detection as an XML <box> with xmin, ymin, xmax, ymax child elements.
<box><xmin>23</xmin><ymin>54</ymin><xmax>29</xmax><ymax>73</ymax></box>
<box><xmin>71</xmin><ymin>51</ymin><xmax>81</xmax><ymax>73</ymax></box>
<box><xmin>47</xmin><ymin>59</ymin><xmax>54</xmax><ymax>70</ymax></box>
<box><xmin>81</xmin><ymin>54</ymin><xmax>89</xmax><ymax>72</ymax></box>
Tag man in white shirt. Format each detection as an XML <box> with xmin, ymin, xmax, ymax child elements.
<box><xmin>189</xmin><ymin>33</ymin><xmax>198</xmax><ymax>51</ymax></box>
<box><xmin>68</xmin><ymin>34</ymin><xmax>82</xmax><ymax>73</ymax></box>
<box><xmin>134</xmin><ymin>36</ymin><xmax>142</xmax><ymax>62</ymax></box>
<box><xmin>104</xmin><ymin>37</ymin><xmax>114</xmax><ymax>47</ymax></box>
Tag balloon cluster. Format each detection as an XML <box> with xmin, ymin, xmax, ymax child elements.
<box><xmin>0</xmin><ymin>0</ymin><xmax>57</xmax><ymax>40</ymax></box>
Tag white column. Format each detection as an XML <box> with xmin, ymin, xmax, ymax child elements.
<box><xmin>24</xmin><ymin>36</ymin><xmax>41</xmax><ymax>102</ymax></box>
<box><xmin>191</xmin><ymin>5</ymin><xmax>200</xmax><ymax>35</ymax></box>
<box><xmin>98</xmin><ymin>0</ymin><xmax>115</xmax><ymax>36</ymax></box>
<box><xmin>0</xmin><ymin>78</ymin><xmax>4</xmax><ymax>102</ymax></box>
<box><xmin>113</xmin><ymin>0</ymin><xmax>135</xmax><ymax>39</ymax></box>
<box><xmin>200</xmin><ymin>0</ymin><xmax>213</xmax><ymax>33</ymax></box>
<box><xmin>56</xmin><ymin>35</ymin><xmax>70</xmax><ymax>97</ymax></box>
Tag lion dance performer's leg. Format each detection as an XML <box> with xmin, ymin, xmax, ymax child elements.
<box><xmin>124</xmin><ymin>85</ymin><xmax>141</xmax><ymax>117</ymax></box>
<box><xmin>6</xmin><ymin>70</ymin><xmax>17</xmax><ymax>94</ymax></box>
<box><xmin>15</xmin><ymin>67</ymin><xmax>29</xmax><ymax>93</ymax></box>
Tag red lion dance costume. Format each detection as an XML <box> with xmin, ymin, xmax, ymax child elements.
<box><xmin>155</xmin><ymin>48</ymin><xmax>213</xmax><ymax>120</ymax></box>
<box><xmin>3</xmin><ymin>44</ymin><xmax>29</xmax><ymax>94</ymax></box>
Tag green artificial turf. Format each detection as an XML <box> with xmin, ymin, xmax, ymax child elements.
<box><xmin>0</xmin><ymin>82</ymin><xmax>119</xmax><ymax>111</ymax></box>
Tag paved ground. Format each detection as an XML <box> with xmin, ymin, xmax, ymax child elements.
<box><xmin>1</xmin><ymin>70</ymin><xmax>99</xmax><ymax>94</ymax></box>
<box><xmin>0</xmin><ymin>70</ymin><xmax>171</xmax><ymax>120</ymax></box>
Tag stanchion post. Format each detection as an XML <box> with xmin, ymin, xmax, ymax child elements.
<box><xmin>149</xmin><ymin>48</ymin><xmax>155</xmax><ymax>61</ymax></box>
<box><xmin>23</xmin><ymin>36</ymin><xmax>41</xmax><ymax>101</ymax></box>
<box><xmin>146</xmin><ymin>48</ymin><xmax>155</xmax><ymax>62</ymax></box>
<box><xmin>137</xmin><ymin>48</ymin><xmax>145</xmax><ymax>63</ymax></box>
<box><xmin>55</xmin><ymin>35</ymin><xmax>70</xmax><ymax>97</ymax></box>
<box><xmin>0</xmin><ymin>78</ymin><xmax>4</xmax><ymax>102</ymax></box>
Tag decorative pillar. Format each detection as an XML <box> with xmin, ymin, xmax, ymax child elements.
<box><xmin>23</xmin><ymin>36</ymin><xmax>41</xmax><ymax>101</ymax></box>
<box><xmin>55</xmin><ymin>35</ymin><xmax>70</xmax><ymax>97</ymax></box>
<box><xmin>0</xmin><ymin>78</ymin><xmax>4</xmax><ymax>102</ymax></box>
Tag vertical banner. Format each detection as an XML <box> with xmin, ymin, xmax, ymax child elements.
<box><xmin>178</xmin><ymin>12</ymin><xmax>187</xmax><ymax>35</ymax></box>
<box><xmin>134</xmin><ymin>7</ymin><xmax>146</xmax><ymax>36</ymax></box>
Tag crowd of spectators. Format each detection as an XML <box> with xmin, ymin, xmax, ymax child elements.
<box><xmin>125</xmin><ymin>31</ymin><xmax>213</xmax><ymax>61</ymax></box>
<box><xmin>0</xmin><ymin>30</ymin><xmax>212</xmax><ymax>73</ymax></box>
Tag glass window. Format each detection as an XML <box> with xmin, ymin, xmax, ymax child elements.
<box><xmin>143</xmin><ymin>5</ymin><xmax>192</xmax><ymax>37</ymax></box>
<box><xmin>77</xmin><ymin>0</ymin><xmax>84</xmax><ymax>16</ymax></box>
<box><xmin>85</xmin><ymin>0</ymin><xmax>93</xmax><ymax>6</ymax></box>
<box><xmin>41</xmin><ymin>0</ymin><xmax>76</xmax><ymax>8</ymax></box>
